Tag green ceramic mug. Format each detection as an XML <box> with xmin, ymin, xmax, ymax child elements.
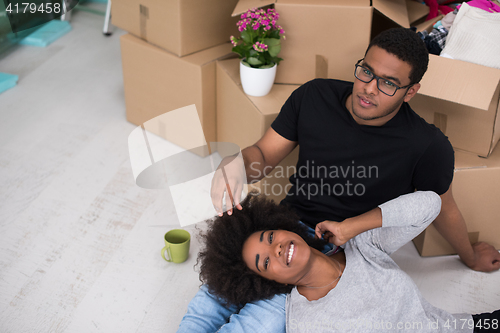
<box><xmin>161</xmin><ymin>229</ymin><xmax>191</xmax><ymax>263</ymax></box>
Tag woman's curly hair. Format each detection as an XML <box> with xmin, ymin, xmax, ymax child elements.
<box><xmin>197</xmin><ymin>193</ymin><xmax>326</xmax><ymax>306</ymax></box>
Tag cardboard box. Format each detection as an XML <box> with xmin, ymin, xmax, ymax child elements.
<box><xmin>413</xmin><ymin>146</ymin><xmax>500</xmax><ymax>257</ymax></box>
<box><xmin>410</xmin><ymin>55</ymin><xmax>500</xmax><ymax>157</ymax></box>
<box><xmin>413</xmin><ymin>14</ymin><xmax>443</xmax><ymax>33</ymax></box>
<box><xmin>112</xmin><ymin>0</ymin><xmax>239</xmax><ymax>57</ymax></box>
<box><xmin>216</xmin><ymin>58</ymin><xmax>300</xmax><ymax>203</ymax></box>
<box><xmin>120</xmin><ymin>34</ymin><xmax>235</xmax><ymax>145</ymax></box>
<box><xmin>232</xmin><ymin>0</ymin><xmax>428</xmax><ymax>84</ymax></box>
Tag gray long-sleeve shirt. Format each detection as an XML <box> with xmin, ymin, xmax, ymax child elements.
<box><xmin>285</xmin><ymin>191</ymin><xmax>472</xmax><ymax>333</ymax></box>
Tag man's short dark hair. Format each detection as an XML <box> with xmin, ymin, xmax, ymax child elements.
<box><xmin>366</xmin><ymin>28</ymin><xmax>429</xmax><ymax>84</ymax></box>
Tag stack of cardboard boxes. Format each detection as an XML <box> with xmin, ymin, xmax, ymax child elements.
<box><xmin>216</xmin><ymin>58</ymin><xmax>301</xmax><ymax>202</ymax></box>
<box><xmin>410</xmin><ymin>46</ymin><xmax>500</xmax><ymax>256</ymax></box>
<box><xmin>235</xmin><ymin>0</ymin><xmax>430</xmax><ymax>84</ymax></box>
<box><xmin>217</xmin><ymin>0</ymin><xmax>433</xmax><ymax>203</ymax></box>
<box><xmin>114</xmin><ymin>0</ymin><xmax>239</xmax><ymax>145</ymax></box>
<box><xmin>116</xmin><ymin>0</ymin><xmax>500</xmax><ymax>256</ymax></box>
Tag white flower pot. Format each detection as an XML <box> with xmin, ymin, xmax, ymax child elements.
<box><xmin>239</xmin><ymin>60</ymin><xmax>277</xmax><ymax>97</ymax></box>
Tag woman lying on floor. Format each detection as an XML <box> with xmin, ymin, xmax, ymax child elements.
<box><xmin>198</xmin><ymin>191</ymin><xmax>499</xmax><ymax>333</ymax></box>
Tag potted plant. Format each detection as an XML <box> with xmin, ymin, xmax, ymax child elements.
<box><xmin>230</xmin><ymin>7</ymin><xmax>285</xmax><ymax>97</ymax></box>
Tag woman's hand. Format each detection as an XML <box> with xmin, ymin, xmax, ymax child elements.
<box><xmin>315</xmin><ymin>207</ymin><xmax>383</xmax><ymax>246</ymax></box>
<box><xmin>315</xmin><ymin>221</ymin><xmax>351</xmax><ymax>246</ymax></box>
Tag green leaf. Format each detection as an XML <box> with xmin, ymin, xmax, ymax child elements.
<box><xmin>232</xmin><ymin>44</ymin><xmax>246</xmax><ymax>58</ymax></box>
<box><xmin>263</xmin><ymin>38</ymin><xmax>280</xmax><ymax>47</ymax></box>
<box><xmin>241</xmin><ymin>44</ymin><xmax>253</xmax><ymax>53</ymax></box>
<box><xmin>258</xmin><ymin>63</ymin><xmax>275</xmax><ymax>69</ymax></box>
<box><xmin>241</xmin><ymin>30</ymin><xmax>252</xmax><ymax>44</ymax></box>
<box><xmin>249</xmin><ymin>28</ymin><xmax>259</xmax><ymax>41</ymax></box>
<box><xmin>248</xmin><ymin>49</ymin><xmax>259</xmax><ymax>57</ymax></box>
<box><xmin>269</xmin><ymin>30</ymin><xmax>280</xmax><ymax>39</ymax></box>
<box><xmin>268</xmin><ymin>44</ymin><xmax>281</xmax><ymax>58</ymax></box>
<box><xmin>247</xmin><ymin>57</ymin><xmax>263</xmax><ymax>66</ymax></box>
<box><xmin>241</xmin><ymin>60</ymin><xmax>252</xmax><ymax>68</ymax></box>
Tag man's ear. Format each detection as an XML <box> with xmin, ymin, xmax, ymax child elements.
<box><xmin>403</xmin><ymin>83</ymin><xmax>421</xmax><ymax>103</ymax></box>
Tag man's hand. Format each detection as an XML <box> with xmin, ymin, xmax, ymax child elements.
<box><xmin>467</xmin><ymin>242</ymin><xmax>500</xmax><ymax>272</ymax></box>
<box><xmin>435</xmin><ymin>187</ymin><xmax>500</xmax><ymax>272</ymax></box>
<box><xmin>210</xmin><ymin>128</ymin><xmax>297</xmax><ymax>217</ymax></box>
<box><xmin>315</xmin><ymin>221</ymin><xmax>350</xmax><ymax>247</ymax></box>
<box><xmin>210</xmin><ymin>153</ymin><xmax>246</xmax><ymax>216</ymax></box>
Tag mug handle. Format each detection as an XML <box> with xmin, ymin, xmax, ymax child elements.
<box><xmin>161</xmin><ymin>245</ymin><xmax>173</xmax><ymax>262</ymax></box>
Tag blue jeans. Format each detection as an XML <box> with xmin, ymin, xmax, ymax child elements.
<box><xmin>177</xmin><ymin>223</ymin><xmax>335</xmax><ymax>333</ymax></box>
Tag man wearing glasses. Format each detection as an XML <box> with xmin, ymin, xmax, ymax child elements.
<box><xmin>178</xmin><ymin>27</ymin><xmax>500</xmax><ymax>333</ymax></box>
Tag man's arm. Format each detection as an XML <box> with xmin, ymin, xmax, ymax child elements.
<box><xmin>315</xmin><ymin>191</ymin><xmax>441</xmax><ymax>254</ymax></box>
<box><xmin>243</xmin><ymin>127</ymin><xmax>298</xmax><ymax>183</ymax></box>
<box><xmin>433</xmin><ymin>185</ymin><xmax>500</xmax><ymax>272</ymax></box>
<box><xmin>211</xmin><ymin>127</ymin><xmax>297</xmax><ymax>216</ymax></box>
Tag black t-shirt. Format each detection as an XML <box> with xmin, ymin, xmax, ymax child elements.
<box><xmin>271</xmin><ymin>79</ymin><xmax>454</xmax><ymax>228</ymax></box>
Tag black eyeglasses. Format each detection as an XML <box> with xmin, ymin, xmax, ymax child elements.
<box><xmin>354</xmin><ymin>59</ymin><xmax>413</xmax><ymax>96</ymax></box>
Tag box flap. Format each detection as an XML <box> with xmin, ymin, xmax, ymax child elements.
<box><xmin>418</xmin><ymin>55</ymin><xmax>500</xmax><ymax>110</ymax></box>
<box><xmin>406</xmin><ymin>0</ymin><xmax>429</xmax><ymax>24</ymax></box>
<box><xmin>233</xmin><ymin>0</ymin><xmax>369</xmax><ymax>16</ymax></box>
<box><xmin>280</xmin><ymin>0</ymin><xmax>368</xmax><ymax>6</ymax></box>
<box><xmin>248</xmin><ymin>84</ymin><xmax>299</xmax><ymax>116</ymax></box>
<box><xmin>183</xmin><ymin>43</ymin><xmax>234</xmax><ymax>67</ymax></box>
<box><xmin>454</xmin><ymin>149</ymin><xmax>488</xmax><ymax>170</ymax></box>
<box><xmin>220</xmin><ymin>58</ymin><xmax>241</xmax><ymax>82</ymax></box>
<box><xmin>232</xmin><ymin>0</ymin><xmax>276</xmax><ymax>16</ymax></box>
<box><xmin>217</xmin><ymin>58</ymin><xmax>299</xmax><ymax>115</ymax></box>
<box><xmin>372</xmin><ymin>0</ymin><xmax>410</xmax><ymax>28</ymax></box>
<box><xmin>491</xmin><ymin>97</ymin><xmax>500</xmax><ymax>156</ymax></box>
<box><xmin>455</xmin><ymin>144</ymin><xmax>500</xmax><ymax>170</ymax></box>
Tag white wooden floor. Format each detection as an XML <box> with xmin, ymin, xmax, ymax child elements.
<box><xmin>0</xmin><ymin>8</ymin><xmax>498</xmax><ymax>333</ymax></box>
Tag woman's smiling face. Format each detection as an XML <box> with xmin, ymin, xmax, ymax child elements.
<box><xmin>242</xmin><ymin>230</ymin><xmax>312</xmax><ymax>285</ymax></box>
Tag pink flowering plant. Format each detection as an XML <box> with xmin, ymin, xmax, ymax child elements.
<box><xmin>230</xmin><ymin>7</ymin><xmax>285</xmax><ymax>69</ymax></box>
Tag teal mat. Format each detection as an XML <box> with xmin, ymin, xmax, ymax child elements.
<box><xmin>20</xmin><ymin>20</ymin><xmax>72</xmax><ymax>47</ymax></box>
<box><xmin>0</xmin><ymin>72</ymin><xmax>19</xmax><ymax>94</ymax></box>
